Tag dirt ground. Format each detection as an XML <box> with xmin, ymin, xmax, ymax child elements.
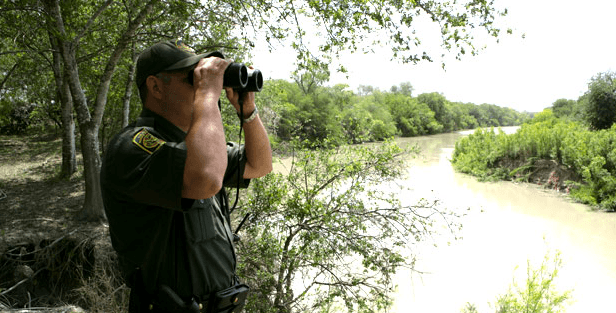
<box><xmin>0</xmin><ymin>134</ymin><xmax>123</xmax><ymax>312</ymax></box>
<box><xmin>0</xmin><ymin>134</ymin><xmax>105</xmax><ymax>242</ymax></box>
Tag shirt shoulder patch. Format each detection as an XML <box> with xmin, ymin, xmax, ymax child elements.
<box><xmin>132</xmin><ymin>128</ymin><xmax>165</xmax><ymax>154</ymax></box>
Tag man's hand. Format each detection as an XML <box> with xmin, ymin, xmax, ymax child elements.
<box><xmin>192</xmin><ymin>57</ymin><xmax>230</xmax><ymax>95</ymax></box>
<box><xmin>225</xmin><ymin>87</ymin><xmax>256</xmax><ymax>117</ymax></box>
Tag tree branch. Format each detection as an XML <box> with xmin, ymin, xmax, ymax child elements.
<box><xmin>75</xmin><ymin>0</ymin><xmax>115</xmax><ymax>45</ymax></box>
<box><xmin>0</xmin><ymin>62</ymin><xmax>18</xmax><ymax>92</ymax></box>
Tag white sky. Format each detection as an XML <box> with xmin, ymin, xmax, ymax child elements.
<box><xmin>252</xmin><ymin>0</ymin><xmax>616</xmax><ymax>113</ymax></box>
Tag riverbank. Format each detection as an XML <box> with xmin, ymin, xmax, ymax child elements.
<box><xmin>451</xmin><ymin>117</ymin><xmax>616</xmax><ymax>211</ymax></box>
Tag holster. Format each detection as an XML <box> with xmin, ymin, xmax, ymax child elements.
<box><xmin>126</xmin><ymin>269</ymin><xmax>199</xmax><ymax>313</ymax></box>
<box><xmin>207</xmin><ymin>284</ymin><xmax>250</xmax><ymax>313</ymax></box>
<box><xmin>155</xmin><ymin>285</ymin><xmax>200</xmax><ymax>313</ymax></box>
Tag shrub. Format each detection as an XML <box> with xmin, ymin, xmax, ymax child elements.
<box><xmin>462</xmin><ymin>251</ymin><xmax>572</xmax><ymax>313</ymax></box>
<box><xmin>0</xmin><ymin>101</ymin><xmax>36</xmax><ymax>135</ymax></box>
<box><xmin>493</xmin><ymin>251</ymin><xmax>572</xmax><ymax>313</ymax></box>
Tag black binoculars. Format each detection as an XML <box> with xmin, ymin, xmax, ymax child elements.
<box><xmin>188</xmin><ymin>63</ymin><xmax>263</xmax><ymax>92</ymax></box>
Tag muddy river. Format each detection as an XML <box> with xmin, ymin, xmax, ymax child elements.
<box><xmin>391</xmin><ymin>128</ymin><xmax>616</xmax><ymax>312</ymax></box>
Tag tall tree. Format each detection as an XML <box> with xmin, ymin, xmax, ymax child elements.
<box><xmin>551</xmin><ymin>98</ymin><xmax>577</xmax><ymax>120</ymax></box>
<box><xmin>582</xmin><ymin>71</ymin><xmax>616</xmax><ymax>130</ymax></box>
<box><xmin>42</xmin><ymin>0</ymin><xmax>158</xmax><ymax>221</ymax></box>
<box><xmin>41</xmin><ymin>0</ymin><xmax>242</xmax><ymax>220</ymax></box>
<box><xmin>417</xmin><ymin>92</ymin><xmax>453</xmax><ymax>131</ymax></box>
<box><xmin>1</xmin><ymin>1</ymin><xmax>78</xmax><ymax>176</ymax></box>
<box><xmin>121</xmin><ymin>45</ymin><xmax>139</xmax><ymax>128</ymax></box>
<box><xmin>390</xmin><ymin>82</ymin><xmax>414</xmax><ymax>97</ymax></box>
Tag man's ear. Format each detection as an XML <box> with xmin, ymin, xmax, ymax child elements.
<box><xmin>146</xmin><ymin>75</ymin><xmax>164</xmax><ymax>100</ymax></box>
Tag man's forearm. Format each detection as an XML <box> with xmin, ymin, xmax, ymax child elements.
<box><xmin>241</xmin><ymin>113</ymin><xmax>273</xmax><ymax>179</ymax></box>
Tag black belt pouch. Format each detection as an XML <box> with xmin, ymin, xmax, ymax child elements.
<box><xmin>208</xmin><ymin>284</ymin><xmax>250</xmax><ymax>313</ymax></box>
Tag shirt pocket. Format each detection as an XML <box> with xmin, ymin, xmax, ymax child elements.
<box><xmin>184</xmin><ymin>199</ymin><xmax>226</xmax><ymax>244</ymax></box>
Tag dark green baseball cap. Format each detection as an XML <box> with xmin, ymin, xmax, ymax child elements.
<box><xmin>136</xmin><ymin>39</ymin><xmax>225</xmax><ymax>88</ymax></box>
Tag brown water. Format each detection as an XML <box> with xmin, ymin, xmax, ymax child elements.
<box><xmin>391</xmin><ymin>129</ymin><xmax>616</xmax><ymax>312</ymax></box>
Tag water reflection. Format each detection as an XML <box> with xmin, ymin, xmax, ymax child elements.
<box><xmin>391</xmin><ymin>128</ymin><xmax>616</xmax><ymax>312</ymax></box>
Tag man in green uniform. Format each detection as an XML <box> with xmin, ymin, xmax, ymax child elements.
<box><xmin>100</xmin><ymin>39</ymin><xmax>272</xmax><ymax>312</ymax></box>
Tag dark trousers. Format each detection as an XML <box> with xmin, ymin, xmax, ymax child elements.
<box><xmin>128</xmin><ymin>287</ymin><xmax>154</xmax><ymax>313</ymax></box>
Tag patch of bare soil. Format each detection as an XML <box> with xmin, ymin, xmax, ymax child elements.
<box><xmin>497</xmin><ymin>157</ymin><xmax>583</xmax><ymax>193</ymax></box>
<box><xmin>0</xmin><ymin>135</ymin><xmax>127</xmax><ymax>313</ymax></box>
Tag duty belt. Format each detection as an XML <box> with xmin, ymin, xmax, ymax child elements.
<box><xmin>149</xmin><ymin>283</ymin><xmax>249</xmax><ymax>313</ymax></box>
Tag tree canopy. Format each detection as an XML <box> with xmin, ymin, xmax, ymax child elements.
<box><xmin>0</xmin><ymin>0</ymin><xmax>513</xmax><ymax>221</ymax></box>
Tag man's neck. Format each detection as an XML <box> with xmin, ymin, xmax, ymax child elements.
<box><xmin>145</xmin><ymin>102</ymin><xmax>190</xmax><ymax>132</ymax></box>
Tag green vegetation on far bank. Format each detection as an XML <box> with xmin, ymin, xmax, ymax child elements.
<box><xmin>452</xmin><ymin>110</ymin><xmax>616</xmax><ymax>210</ymax></box>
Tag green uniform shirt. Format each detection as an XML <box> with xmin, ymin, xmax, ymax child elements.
<box><xmin>100</xmin><ymin>108</ymin><xmax>250</xmax><ymax>299</ymax></box>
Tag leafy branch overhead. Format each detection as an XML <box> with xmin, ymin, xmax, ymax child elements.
<box><xmin>236</xmin><ymin>0</ymin><xmax>510</xmax><ymax>68</ymax></box>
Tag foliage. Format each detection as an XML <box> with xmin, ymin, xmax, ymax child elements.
<box><xmin>550</xmin><ymin>98</ymin><xmax>583</xmax><ymax>122</ymax></box>
<box><xmin>449</xmin><ymin>124</ymin><xmax>502</xmax><ymax>175</ymax></box>
<box><xmin>563</xmin><ymin>125</ymin><xmax>616</xmax><ymax>210</ymax></box>
<box><xmin>461</xmin><ymin>251</ymin><xmax>572</xmax><ymax>313</ymax></box>
<box><xmin>266</xmin><ymin>0</ymin><xmax>510</xmax><ymax>73</ymax></box>
<box><xmin>0</xmin><ymin>100</ymin><xmax>36</xmax><ymax>135</ymax></box>
<box><xmin>580</xmin><ymin>71</ymin><xmax>616</xmax><ymax>130</ymax></box>
<box><xmin>492</xmin><ymin>251</ymin><xmax>571</xmax><ymax>313</ymax></box>
<box><xmin>265</xmin><ymin>78</ymin><xmax>530</xmax><ymax>148</ymax></box>
<box><xmin>417</xmin><ymin>92</ymin><xmax>452</xmax><ymax>131</ymax></box>
<box><xmin>236</xmin><ymin>141</ymin><xmax>461</xmax><ymax>313</ymax></box>
<box><xmin>389</xmin><ymin>82</ymin><xmax>413</xmax><ymax>96</ymax></box>
<box><xmin>461</xmin><ymin>302</ymin><xmax>480</xmax><ymax>313</ymax></box>
<box><xmin>384</xmin><ymin>92</ymin><xmax>443</xmax><ymax>136</ymax></box>
<box><xmin>267</xmin><ymin>79</ymin><xmax>344</xmax><ymax>146</ymax></box>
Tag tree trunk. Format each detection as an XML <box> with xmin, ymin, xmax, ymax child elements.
<box><xmin>77</xmin><ymin>124</ymin><xmax>105</xmax><ymax>222</ymax></box>
<box><xmin>122</xmin><ymin>47</ymin><xmax>138</xmax><ymax>128</ymax></box>
<box><xmin>50</xmin><ymin>33</ymin><xmax>77</xmax><ymax>178</ymax></box>
<box><xmin>275</xmin><ymin>229</ymin><xmax>296</xmax><ymax>313</ymax></box>
<box><xmin>60</xmin><ymin>72</ymin><xmax>76</xmax><ymax>178</ymax></box>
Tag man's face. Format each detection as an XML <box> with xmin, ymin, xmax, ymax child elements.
<box><xmin>156</xmin><ymin>71</ymin><xmax>194</xmax><ymax>113</ymax></box>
